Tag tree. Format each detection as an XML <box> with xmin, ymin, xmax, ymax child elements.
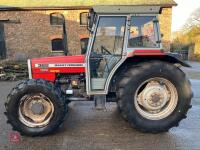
<box><xmin>184</xmin><ymin>7</ymin><xmax>200</xmax><ymax>31</ymax></box>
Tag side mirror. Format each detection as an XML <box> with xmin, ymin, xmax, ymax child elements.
<box><xmin>87</xmin><ymin>9</ymin><xmax>96</xmax><ymax>32</ymax></box>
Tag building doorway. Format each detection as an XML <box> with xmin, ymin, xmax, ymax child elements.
<box><xmin>0</xmin><ymin>23</ymin><xmax>6</xmax><ymax>59</ymax></box>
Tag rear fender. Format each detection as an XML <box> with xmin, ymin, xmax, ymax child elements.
<box><xmin>164</xmin><ymin>53</ymin><xmax>191</xmax><ymax>67</ymax></box>
<box><xmin>109</xmin><ymin>54</ymin><xmax>190</xmax><ymax>91</ymax></box>
<box><xmin>120</xmin><ymin>53</ymin><xmax>191</xmax><ymax>70</ymax></box>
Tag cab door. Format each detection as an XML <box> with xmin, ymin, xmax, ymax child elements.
<box><xmin>86</xmin><ymin>16</ymin><xmax>127</xmax><ymax>94</ymax></box>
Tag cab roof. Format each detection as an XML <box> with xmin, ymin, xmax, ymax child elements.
<box><xmin>92</xmin><ymin>6</ymin><xmax>162</xmax><ymax>14</ymax></box>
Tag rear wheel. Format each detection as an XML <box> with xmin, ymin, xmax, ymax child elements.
<box><xmin>116</xmin><ymin>61</ymin><xmax>192</xmax><ymax>133</ymax></box>
<box><xmin>5</xmin><ymin>79</ymin><xmax>67</xmax><ymax>136</ymax></box>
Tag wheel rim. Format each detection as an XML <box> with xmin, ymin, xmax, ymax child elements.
<box><xmin>19</xmin><ymin>93</ymin><xmax>54</xmax><ymax>128</ymax></box>
<box><xmin>134</xmin><ymin>77</ymin><xmax>178</xmax><ymax>120</ymax></box>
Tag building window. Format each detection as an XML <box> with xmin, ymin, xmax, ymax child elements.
<box><xmin>51</xmin><ymin>38</ymin><xmax>64</xmax><ymax>52</ymax></box>
<box><xmin>50</xmin><ymin>13</ymin><xmax>64</xmax><ymax>26</ymax></box>
<box><xmin>80</xmin><ymin>12</ymin><xmax>88</xmax><ymax>26</ymax></box>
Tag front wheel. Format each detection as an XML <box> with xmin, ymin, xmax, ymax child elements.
<box><xmin>5</xmin><ymin>79</ymin><xmax>67</xmax><ymax>136</ymax></box>
<box><xmin>116</xmin><ymin>61</ymin><xmax>193</xmax><ymax>133</ymax></box>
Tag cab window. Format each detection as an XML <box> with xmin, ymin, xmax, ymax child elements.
<box><xmin>128</xmin><ymin>16</ymin><xmax>159</xmax><ymax>48</ymax></box>
<box><xmin>92</xmin><ymin>17</ymin><xmax>126</xmax><ymax>55</ymax></box>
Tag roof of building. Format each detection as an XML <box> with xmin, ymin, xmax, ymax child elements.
<box><xmin>0</xmin><ymin>0</ymin><xmax>177</xmax><ymax>10</ymax></box>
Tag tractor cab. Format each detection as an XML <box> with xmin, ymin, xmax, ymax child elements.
<box><xmin>85</xmin><ymin>6</ymin><xmax>162</xmax><ymax>95</ymax></box>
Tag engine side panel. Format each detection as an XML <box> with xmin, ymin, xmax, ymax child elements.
<box><xmin>31</xmin><ymin>55</ymin><xmax>85</xmax><ymax>82</ymax></box>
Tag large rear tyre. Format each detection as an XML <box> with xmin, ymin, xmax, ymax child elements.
<box><xmin>4</xmin><ymin>79</ymin><xmax>67</xmax><ymax>136</ymax></box>
<box><xmin>116</xmin><ymin>61</ymin><xmax>192</xmax><ymax>133</ymax></box>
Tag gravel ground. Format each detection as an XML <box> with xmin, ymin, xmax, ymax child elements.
<box><xmin>0</xmin><ymin>62</ymin><xmax>200</xmax><ymax>150</ymax></box>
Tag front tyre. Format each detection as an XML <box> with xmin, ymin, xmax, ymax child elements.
<box><xmin>116</xmin><ymin>61</ymin><xmax>192</xmax><ymax>133</ymax></box>
<box><xmin>5</xmin><ymin>79</ymin><xmax>67</xmax><ymax>136</ymax></box>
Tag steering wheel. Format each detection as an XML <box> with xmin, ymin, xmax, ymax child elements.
<box><xmin>101</xmin><ymin>46</ymin><xmax>112</xmax><ymax>55</ymax></box>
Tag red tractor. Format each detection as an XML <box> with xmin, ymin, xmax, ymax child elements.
<box><xmin>5</xmin><ymin>6</ymin><xmax>193</xmax><ymax>136</ymax></box>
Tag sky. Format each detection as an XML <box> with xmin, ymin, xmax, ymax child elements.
<box><xmin>172</xmin><ymin>0</ymin><xmax>200</xmax><ymax>32</ymax></box>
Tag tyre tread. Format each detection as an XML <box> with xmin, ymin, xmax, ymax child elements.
<box><xmin>116</xmin><ymin>61</ymin><xmax>193</xmax><ymax>133</ymax></box>
<box><xmin>4</xmin><ymin>79</ymin><xmax>67</xmax><ymax>136</ymax></box>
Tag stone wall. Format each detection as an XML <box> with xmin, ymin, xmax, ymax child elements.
<box><xmin>0</xmin><ymin>9</ymin><xmax>89</xmax><ymax>60</ymax></box>
<box><xmin>0</xmin><ymin>8</ymin><xmax>172</xmax><ymax>61</ymax></box>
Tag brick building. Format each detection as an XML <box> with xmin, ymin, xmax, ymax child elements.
<box><xmin>0</xmin><ymin>0</ymin><xmax>176</xmax><ymax>61</ymax></box>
